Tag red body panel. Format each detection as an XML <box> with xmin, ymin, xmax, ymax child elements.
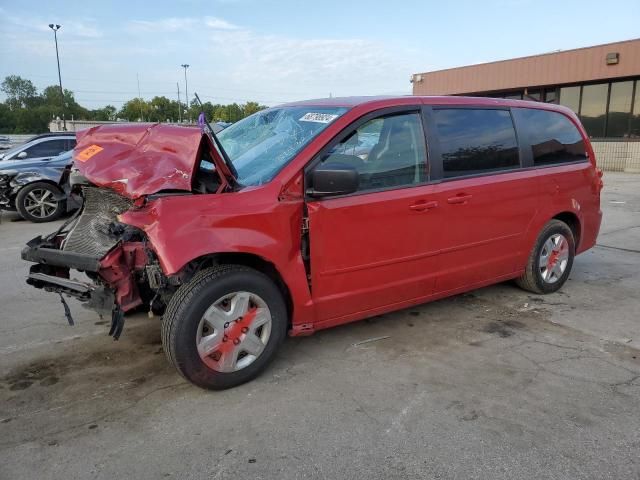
<box><xmin>98</xmin><ymin>242</ymin><xmax>148</xmax><ymax>312</ymax></box>
<box><xmin>306</xmin><ymin>183</ymin><xmax>442</xmax><ymax>322</ymax></box>
<box><xmin>81</xmin><ymin>96</ymin><xmax>601</xmax><ymax>335</ymax></box>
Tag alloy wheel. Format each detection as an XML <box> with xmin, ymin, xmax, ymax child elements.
<box><xmin>23</xmin><ymin>188</ymin><xmax>59</xmax><ymax>219</ymax></box>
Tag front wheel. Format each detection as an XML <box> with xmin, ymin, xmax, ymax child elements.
<box><xmin>516</xmin><ymin>219</ymin><xmax>575</xmax><ymax>294</ymax></box>
<box><xmin>16</xmin><ymin>182</ymin><xmax>65</xmax><ymax>223</ymax></box>
<box><xmin>161</xmin><ymin>265</ymin><xmax>287</xmax><ymax>390</ymax></box>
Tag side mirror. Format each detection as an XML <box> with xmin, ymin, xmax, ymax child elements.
<box><xmin>308</xmin><ymin>163</ymin><xmax>359</xmax><ymax>197</ymax></box>
<box><xmin>17</xmin><ymin>151</ymin><xmax>28</xmax><ymax>159</ymax></box>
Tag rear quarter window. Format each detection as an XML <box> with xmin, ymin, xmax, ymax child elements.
<box><xmin>512</xmin><ymin>108</ymin><xmax>587</xmax><ymax>166</ymax></box>
<box><xmin>433</xmin><ymin>108</ymin><xmax>519</xmax><ymax>178</ymax></box>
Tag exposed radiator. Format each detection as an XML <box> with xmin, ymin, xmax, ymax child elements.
<box><xmin>62</xmin><ymin>186</ymin><xmax>133</xmax><ymax>257</ymax></box>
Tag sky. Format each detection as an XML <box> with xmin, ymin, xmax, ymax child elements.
<box><xmin>0</xmin><ymin>0</ymin><xmax>638</xmax><ymax>109</ymax></box>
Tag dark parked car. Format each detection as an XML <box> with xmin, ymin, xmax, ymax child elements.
<box><xmin>0</xmin><ymin>148</ymin><xmax>81</xmax><ymax>222</ymax></box>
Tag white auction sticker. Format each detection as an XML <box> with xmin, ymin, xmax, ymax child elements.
<box><xmin>299</xmin><ymin>112</ymin><xmax>339</xmax><ymax>123</ymax></box>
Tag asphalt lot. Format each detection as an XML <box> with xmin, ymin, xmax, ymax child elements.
<box><xmin>1</xmin><ymin>173</ymin><xmax>639</xmax><ymax>480</ymax></box>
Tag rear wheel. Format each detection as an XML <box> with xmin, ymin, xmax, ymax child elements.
<box><xmin>16</xmin><ymin>182</ymin><xmax>65</xmax><ymax>223</ymax></box>
<box><xmin>161</xmin><ymin>265</ymin><xmax>287</xmax><ymax>390</ymax></box>
<box><xmin>516</xmin><ymin>219</ymin><xmax>575</xmax><ymax>294</ymax></box>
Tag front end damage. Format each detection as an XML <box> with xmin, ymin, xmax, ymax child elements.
<box><xmin>0</xmin><ymin>170</ymin><xmax>19</xmax><ymax>210</ymax></box>
<box><xmin>21</xmin><ymin>122</ymin><xmax>235</xmax><ymax>338</ymax></box>
<box><xmin>21</xmin><ymin>186</ymin><xmax>172</xmax><ymax>338</ymax></box>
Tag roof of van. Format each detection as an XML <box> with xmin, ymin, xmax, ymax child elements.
<box><xmin>281</xmin><ymin>95</ymin><xmax>576</xmax><ymax>116</ymax></box>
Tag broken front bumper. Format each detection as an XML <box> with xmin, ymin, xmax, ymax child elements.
<box><xmin>21</xmin><ymin>186</ymin><xmax>153</xmax><ymax>339</ymax></box>
<box><xmin>0</xmin><ymin>173</ymin><xmax>17</xmax><ymax>210</ymax></box>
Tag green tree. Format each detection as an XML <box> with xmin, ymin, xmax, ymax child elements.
<box><xmin>0</xmin><ymin>74</ymin><xmax>270</xmax><ymax>133</ymax></box>
<box><xmin>90</xmin><ymin>105</ymin><xmax>117</xmax><ymax>121</ymax></box>
<box><xmin>243</xmin><ymin>101</ymin><xmax>263</xmax><ymax>117</ymax></box>
<box><xmin>12</xmin><ymin>105</ymin><xmax>51</xmax><ymax>133</ymax></box>
<box><xmin>119</xmin><ymin>97</ymin><xmax>153</xmax><ymax>122</ymax></box>
<box><xmin>0</xmin><ymin>102</ymin><xmax>14</xmax><ymax>132</ymax></box>
<box><xmin>1</xmin><ymin>75</ymin><xmax>38</xmax><ymax>110</ymax></box>
<box><xmin>149</xmin><ymin>96</ymin><xmax>179</xmax><ymax>122</ymax></box>
<box><xmin>41</xmin><ymin>85</ymin><xmax>90</xmax><ymax>121</ymax></box>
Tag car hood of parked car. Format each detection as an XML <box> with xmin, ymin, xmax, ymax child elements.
<box><xmin>73</xmin><ymin>123</ymin><xmax>217</xmax><ymax>199</ymax></box>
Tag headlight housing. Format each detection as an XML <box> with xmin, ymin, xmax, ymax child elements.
<box><xmin>0</xmin><ymin>169</ymin><xmax>18</xmax><ymax>187</ymax></box>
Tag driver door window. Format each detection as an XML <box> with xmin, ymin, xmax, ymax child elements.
<box><xmin>318</xmin><ymin>112</ymin><xmax>428</xmax><ymax>192</ymax></box>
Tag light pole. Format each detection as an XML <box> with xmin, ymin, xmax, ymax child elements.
<box><xmin>181</xmin><ymin>64</ymin><xmax>189</xmax><ymax>121</ymax></box>
<box><xmin>48</xmin><ymin>24</ymin><xmax>66</xmax><ymax>131</ymax></box>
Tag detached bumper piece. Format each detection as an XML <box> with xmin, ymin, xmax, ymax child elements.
<box><xmin>27</xmin><ymin>270</ymin><xmax>92</xmax><ymax>298</ymax></box>
<box><xmin>22</xmin><ymin>232</ymin><xmax>149</xmax><ymax>340</ymax></box>
<box><xmin>22</xmin><ymin>236</ymin><xmax>101</xmax><ymax>272</ymax></box>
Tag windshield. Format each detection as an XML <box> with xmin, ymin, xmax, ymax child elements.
<box><xmin>217</xmin><ymin>106</ymin><xmax>348</xmax><ymax>185</ymax></box>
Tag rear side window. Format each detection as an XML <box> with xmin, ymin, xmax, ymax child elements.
<box><xmin>433</xmin><ymin>109</ymin><xmax>519</xmax><ymax>178</ymax></box>
<box><xmin>512</xmin><ymin>108</ymin><xmax>587</xmax><ymax>166</ymax></box>
<box><xmin>23</xmin><ymin>139</ymin><xmax>68</xmax><ymax>159</ymax></box>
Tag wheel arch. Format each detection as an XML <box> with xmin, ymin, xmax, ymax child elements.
<box><xmin>14</xmin><ymin>178</ymin><xmax>64</xmax><ymax>197</ymax></box>
<box><xmin>552</xmin><ymin>211</ymin><xmax>581</xmax><ymax>250</ymax></box>
<box><xmin>180</xmin><ymin>252</ymin><xmax>294</xmax><ymax>327</ymax></box>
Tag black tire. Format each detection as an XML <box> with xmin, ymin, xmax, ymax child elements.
<box><xmin>516</xmin><ymin>219</ymin><xmax>575</xmax><ymax>294</ymax></box>
<box><xmin>16</xmin><ymin>182</ymin><xmax>65</xmax><ymax>223</ymax></box>
<box><xmin>161</xmin><ymin>265</ymin><xmax>287</xmax><ymax>390</ymax></box>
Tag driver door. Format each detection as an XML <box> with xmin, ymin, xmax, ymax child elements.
<box><xmin>306</xmin><ymin>108</ymin><xmax>443</xmax><ymax>324</ymax></box>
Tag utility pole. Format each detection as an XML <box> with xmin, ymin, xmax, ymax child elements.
<box><xmin>177</xmin><ymin>82</ymin><xmax>182</xmax><ymax>123</ymax></box>
<box><xmin>48</xmin><ymin>24</ymin><xmax>65</xmax><ymax>131</ymax></box>
<box><xmin>181</xmin><ymin>64</ymin><xmax>189</xmax><ymax>120</ymax></box>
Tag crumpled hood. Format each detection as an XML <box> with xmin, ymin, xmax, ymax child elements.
<box><xmin>73</xmin><ymin>123</ymin><xmax>204</xmax><ymax>199</ymax></box>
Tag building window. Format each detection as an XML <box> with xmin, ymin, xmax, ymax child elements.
<box><xmin>580</xmin><ymin>83</ymin><xmax>608</xmax><ymax>137</ymax></box>
<box><xmin>631</xmin><ymin>80</ymin><xmax>640</xmax><ymax>139</ymax></box>
<box><xmin>607</xmin><ymin>81</ymin><xmax>634</xmax><ymax>138</ymax></box>
<box><xmin>525</xmin><ymin>90</ymin><xmax>541</xmax><ymax>101</ymax></box>
<box><xmin>504</xmin><ymin>92</ymin><xmax>523</xmax><ymax>100</ymax></box>
<box><xmin>433</xmin><ymin>108</ymin><xmax>519</xmax><ymax>178</ymax></box>
<box><xmin>559</xmin><ymin>86</ymin><xmax>580</xmax><ymax>113</ymax></box>
<box><xmin>544</xmin><ymin>89</ymin><xmax>558</xmax><ymax>104</ymax></box>
<box><xmin>512</xmin><ymin>108</ymin><xmax>587</xmax><ymax>166</ymax></box>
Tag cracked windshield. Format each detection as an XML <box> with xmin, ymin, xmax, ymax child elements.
<box><xmin>217</xmin><ymin>106</ymin><xmax>347</xmax><ymax>185</ymax></box>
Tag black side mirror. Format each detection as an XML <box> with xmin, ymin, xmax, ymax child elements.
<box><xmin>308</xmin><ymin>163</ymin><xmax>359</xmax><ymax>197</ymax></box>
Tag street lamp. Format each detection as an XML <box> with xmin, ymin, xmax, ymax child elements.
<box><xmin>181</xmin><ymin>64</ymin><xmax>189</xmax><ymax>121</ymax></box>
<box><xmin>48</xmin><ymin>24</ymin><xmax>66</xmax><ymax>131</ymax></box>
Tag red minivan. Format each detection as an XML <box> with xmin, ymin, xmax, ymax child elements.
<box><xmin>22</xmin><ymin>96</ymin><xmax>603</xmax><ymax>389</ymax></box>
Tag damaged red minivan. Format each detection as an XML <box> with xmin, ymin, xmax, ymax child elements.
<box><xmin>22</xmin><ymin>96</ymin><xmax>603</xmax><ymax>389</ymax></box>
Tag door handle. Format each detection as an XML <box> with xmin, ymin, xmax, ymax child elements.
<box><xmin>409</xmin><ymin>200</ymin><xmax>439</xmax><ymax>211</ymax></box>
<box><xmin>447</xmin><ymin>194</ymin><xmax>473</xmax><ymax>205</ymax></box>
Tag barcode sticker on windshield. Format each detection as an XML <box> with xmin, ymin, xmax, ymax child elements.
<box><xmin>299</xmin><ymin>113</ymin><xmax>339</xmax><ymax>123</ymax></box>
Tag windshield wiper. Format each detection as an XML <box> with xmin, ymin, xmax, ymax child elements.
<box><xmin>193</xmin><ymin>92</ymin><xmax>239</xmax><ymax>181</ymax></box>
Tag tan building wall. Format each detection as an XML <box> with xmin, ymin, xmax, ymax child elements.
<box><xmin>593</xmin><ymin>141</ymin><xmax>640</xmax><ymax>172</ymax></box>
<box><xmin>412</xmin><ymin>38</ymin><xmax>640</xmax><ymax>96</ymax></box>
